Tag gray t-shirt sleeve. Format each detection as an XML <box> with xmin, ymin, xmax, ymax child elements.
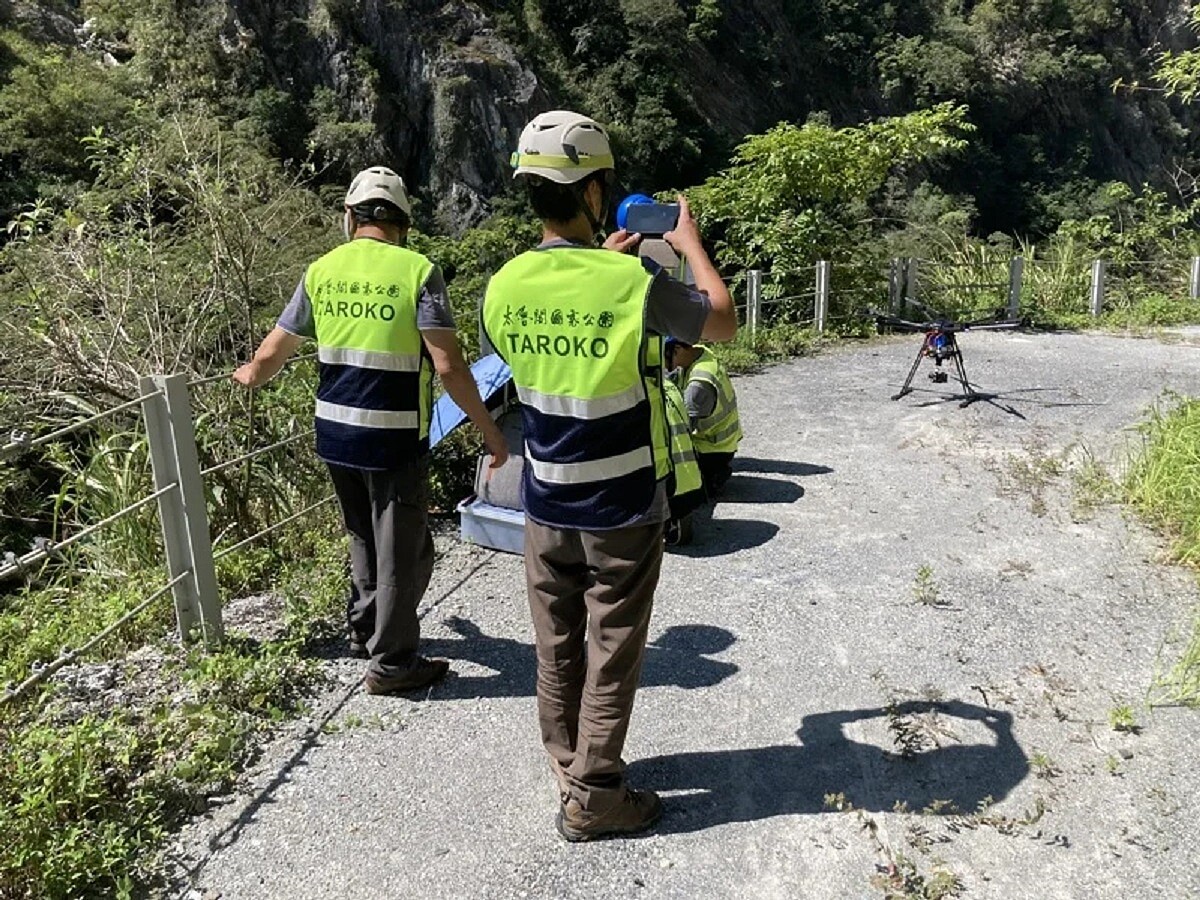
<box><xmin>277</xmin><ymin>276</ymin><xmax>316</xmax><ymax>338</ymax></box>
<box><xmin>684</xmin><ymin>379</ymin><xmax>718</xmax><ymax>423</ymax></box>
<box><xmin>417</xmin><ymin>266</ymin><xmax>456</xmax><ymax>331</ymax></box>
<box><xmin>644</xmin><ymin>270</ymin><xmax>710</xmax><ymax>343</ymax></box>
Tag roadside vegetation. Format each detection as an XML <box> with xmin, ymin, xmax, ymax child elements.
<box><xmin>1124</xmin><ymin>395</ymin><xmax>1200</xmax><ymax>708</ymax></box>
<box><xmin>3</xmin><ymin>1</ymin><xmax>1200</xmax><ymax>896</ymax></box>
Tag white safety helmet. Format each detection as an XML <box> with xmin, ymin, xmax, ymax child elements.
<box><xmin>344</xmin><ymin>166</ymin><xmax>412</xmax><ymax>216</ymax></box>
<box><xmin>511</xmin><ymin>110</ymin><xmax>614</xmax><ymax>184</ymax></box>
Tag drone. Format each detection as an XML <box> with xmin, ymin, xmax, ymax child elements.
<box><xmin>873</xmin><ymin>308</ymin><xmax>1023</xmax><ymax>407</ymax></box>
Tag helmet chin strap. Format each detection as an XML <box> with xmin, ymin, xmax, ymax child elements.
<box><xmin>573</xmin><ymin>180</ymin><xmax>610</xmax><ymax>245</ymax></box>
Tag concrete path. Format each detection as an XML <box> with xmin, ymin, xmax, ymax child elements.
<box><xmin>174</xmin><ymin>331</ymin><xmax>1200</xmax><ymax>899</ymax></box>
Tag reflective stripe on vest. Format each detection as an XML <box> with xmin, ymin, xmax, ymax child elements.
<box><xmin>518</xmin><ymin>382</ymin><xmax>645</xmax><ymax>420</ymax></box>
<box><xmin>305</xmin><ymin>239</ymin><xmax>434</xmax><ymax>469</ymax></box>
<box><xmin>665</xmin><ymin>379</ymin><xmax>703</xmax><ymax>499</ymax></box>
<box><xmin>318</xmin><ymin>346</ymin><xmax>422</xmax><ymax>372</ymax></box>
<box><xmin>482</xmin><ymin>246</ymin><xmax>669</xmax><ymax>529</ymax></box>
<box><xmin>315</xmin><ymin>400</ymin><xmax>420</xmax><ymax>430</ymax></box>
<box><xmin>524</xmin><ymin>444</ymin><xmax>653</xmax><ymax>484</ymax></box>
<box><xmin>688</xmin><ymin>348</ymin><xmax>741</xmax><ymax>455</ymax></box>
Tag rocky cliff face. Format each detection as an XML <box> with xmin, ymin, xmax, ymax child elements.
<box><xmin>224</xmin><ymin>0</ymin><xmax>547</xmax><ymax>232</ymax></box>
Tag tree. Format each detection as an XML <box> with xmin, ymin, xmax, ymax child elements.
<box><xmin>687</xmin><ymin>103</ymin><xmax>975</xmax><ymax>277</ymax></box>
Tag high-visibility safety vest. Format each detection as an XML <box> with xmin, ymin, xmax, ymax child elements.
<box><xmin>304</xmin><ymin>238</ymin><xmax>434</xmax><ymax>470</ymax></box>
<box><xmin>664</xmin><ymin>378</ymin><xmax>703</xmax><ymax>503</ymax></box>
<box><xmin>481</xmin><ymin>247</ymin><xmax>671</xmax><ymax>529</ymax></box>
<box><xmin>686</xmin><ymin>346</ymin><xmax>741</xmax><ymax>455</ymax></box>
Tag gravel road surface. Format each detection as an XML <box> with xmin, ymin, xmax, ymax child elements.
<box><xmin>173</xmin><ymin>330</ymin><xmax>1200</xmax><ymax>900</ymax></box>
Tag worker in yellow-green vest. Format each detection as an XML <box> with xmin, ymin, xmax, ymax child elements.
<box><xmin>481</xmin><ymin>110</ymin><xmax>737</xmax><ymax>842</ymax></box>
<box><xmin>234</xmin><ymin>166</ymin><xmax>507</xmax><ymax>696</ymax></box>
<box><xmin>663</xmin><ymin>377</ymin><xmax>704</xmax><ymax>546</ymax></box>
<box><xmin>666</xmin><ymin>339</ymin><xmax>742</xmax><ymax>497</ymax></box>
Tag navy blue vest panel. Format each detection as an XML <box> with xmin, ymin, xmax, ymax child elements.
<box><xmin>316</xmin><ymin>419</ymin><xmax>428</xmax><ymax>472</ymax></box>
<box><xmin>520</xmin><ymin>403</ymin><xmax>650</xmax><ymax>463</ymax></box>
<box><xmin>523</xmin><ymin>467</ymin><xmax>658</xmax><ymax>530</ymax></box>
<box><xmin>317</xmin><ymin>363</ymin><xmax>421</xmax><ymax>411</ymax></box>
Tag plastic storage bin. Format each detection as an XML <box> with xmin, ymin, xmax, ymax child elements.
<box><xmin>457</xmin><ymin>497</ymin><xmax>525</xmax><ymax>555</ymax></box>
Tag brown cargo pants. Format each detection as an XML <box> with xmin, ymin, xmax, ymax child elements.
<box><xmin>524</xmin><ymin>518</ymin><xmax>665</xmax><ymax>812</ymax></box>
<box><xmin>327</xmin><ymin>459</ymin><xmax>435</xmax><ymax>679</ymax></box>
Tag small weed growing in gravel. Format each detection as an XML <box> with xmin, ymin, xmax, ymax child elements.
<box><xmin>991</xmin><ymin>445</ymin><xmax>1064</xmax><ymax>517</ymax></box>
<box><xmin>945</xmin><ymin>795</ymin><xmax>1047</xmax><ymax>837</ymax></box>
<box><xmin>870</xmin><ymin>852</ymin><xmax>964</xmax><ymax>900</ymax></box>
<box><xmin>1150</xmin><ymin>613</ymin><xmax>1200</xmax><ymax>709</ymax></box>
<box><xmin>824</xmin><ymin>791</ymin><xmax>855</xmax><ymax>812</ymax></box>
<box><xmin>912</xmin><ymin>565</ymin><xmax>945</xmax><ymax>607</ymax></box>
<box><xmin>1108</xmin><ymin>704</ymin><xmax>1140</xmax><ymax>734</ymax></box>
<box><xmin>1105</xmin><ymin>755</ymin><xmax>1123</xmax><ymax>776</ymax></box>
<box><xmin>1069</xmin><ymin>449</ymin><xmax>1118</xmax><ymax>521</ymax></box>
<box><xmin>1030</xmin><ymin>751</ymin><xmax>1061</xmax><ymax>779</ymax></box>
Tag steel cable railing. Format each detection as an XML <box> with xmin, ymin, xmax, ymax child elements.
<box><xmin>200</xmin><ymin>429</ymin><xmax>315</xmax><ymax>477</ymax></box>
<box><xmin>0</xmin><ymin>569</ymin><xmax>191</xmax><ymax>707</ymax></box>
<box><xmin>211</xmin><ymin>494</ymin><xmax>338</xmax><ymax>562</ymax></box>
<box><xmin>0</xmin><ymin>388</ymin><xmax>162</xmax><ymax>460</ymax></box>
<box><xmin>0</xmin><ymin>481</ymin><xmax>179</xmax><ymax>581</ymax></box>
<box><xmin>186</xmin><ymin>352</ymin><xmax>318</xmax><ymax>390</ymax></box>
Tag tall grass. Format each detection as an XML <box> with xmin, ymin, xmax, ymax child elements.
<box><xmin>1124</xmin><ymin>394</ymin><xmax>1200</xmax><ymax>706</ymax></box>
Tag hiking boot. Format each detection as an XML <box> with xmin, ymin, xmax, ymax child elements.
<box><xmin>555</xmin><ymin>788</ymin><xmax>663</xmax><ymax>842</ymax></box>
<box><xmin>363</xmin><ymin>658</ymin><xmax>450</xmax><ymax>695</ymax></box>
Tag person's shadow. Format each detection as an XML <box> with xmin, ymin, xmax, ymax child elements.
<box><xmin>719</xmin><ymin>474</ymin><xmax>805</xmax><ymax>504</ymax></box>
<box><xmin>734</xmin><ymin>458</ymin><xmax>833</xmax><ymax>478</ymax></box>
<box><xmin>672</xmin><ymin>517</ymin><xmax>780</xmax><ymax>557</ymax></box>
<box><xmin>424</xmin><ymin>617</ymin><xmax>739</xmax><ymax>700</ymax></box>
<box><xmin>627</xmin><ymin>700</ymin><xmax>1028</xmax><ymax>835</ymax></box>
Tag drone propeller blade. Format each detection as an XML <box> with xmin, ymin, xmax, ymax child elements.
<box><xmin>871</xmin><ymin>309</ymin><xmax>930</xmax><ymax>331</ymax></box>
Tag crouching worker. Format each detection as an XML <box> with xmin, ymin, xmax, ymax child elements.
<box><xmin>666</xmin><ymin>339</ymin><xmax>742</xmax><ymax>497</ymax></box>
<box><xmin>234</xmin><ymin>166</ymin><xmax>507</xmax><ymax>695</ymax></box>
<box><xmin>663</xmin><ymin>378</ymin><xmax>704</xmax><ymax>546</ymax></box>
<box><xmin>481</xmin><ymin>110</ymin><xmax>736</xmax><ymax>841</ymax></box>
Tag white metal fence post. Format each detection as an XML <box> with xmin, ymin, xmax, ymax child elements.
<box><xmin>140</xmin><ymin>377</ymin><xmax>201</xmax><ymax>642</ymax></box>
<box><xmin>1190</xmin><ymin>257</ymin><xmax>1200</xmax><ymax>299</ymax></box>
<box><xmin>815</xmin><ymin>260</ymin><xmax>830</xmax><ymax>332</ymax></box>
<box><xmin>888</xmin><ymin>258</ymin><xmax>903</xmax><ymax>312</ymax></box>
<box><xmin>1090</xmin><ymin>260</ymin><xmax>1106</xmax><ymax>317</ymax></box>
<box><xmin>904</xmin><ymin>258</ymin><xmax>919</xmax><ymax>312</ymax></box>
<box><xmin>156</xmin><ymin>374</ymin><xmax>222</xmax><ymax>644</ymax></box>
<box><xmin>746</xmin><ymin>269</ymin><xmax>761</xmax><ymax>336</ymax></box>
<box><xmin>1008</xmin><ymin>256</ymin><xmax>1024</xmax><ymax>319</ymax></box>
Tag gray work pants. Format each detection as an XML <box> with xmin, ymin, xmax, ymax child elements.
<box><xmin>327</xmin><ymin>459</ymin><xmax>434</xmax><ymax>678</ymax></box>
<box><xmin>525</xmin><ymin>518</ymin><xmax>664</xmax><ymax>811</ymax></box>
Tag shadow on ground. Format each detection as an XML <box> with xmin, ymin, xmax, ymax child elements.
<box><xmin>719</xmin><ymin>474</ymin><xmax>805</xmax><ymax>504</ymax></box>
<box><xmin>628</xmin><ymin>701</ymin><xmax>1029</xmax><ymax>835</ymax></box>
<box><xmin>422</xmin><ymin>619</ymin><xmax>739</xmax><ymax>701</ymax></box>
<box><xmin>734</xmin><ymin>457</ymin><xmax>834</xmax><ymax>477</ymax></box>
<box><xmin>672</xmin><ymin>517</ymin><xmax>780</xmax><ymax>556</ymax></box>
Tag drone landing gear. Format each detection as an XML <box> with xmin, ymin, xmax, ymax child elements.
<box><xmin>891</xmin><ymin>331</ymin><xmax>979</xmax><ymax>407</ymax></box>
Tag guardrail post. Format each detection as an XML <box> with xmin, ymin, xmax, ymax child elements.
<box><xmin>746</xmin><ymin>269</ymin><xmax>762</xmax><ymax>336</ymax></box>
<box><xmin>1090</xmin><ymin>259</ymin><xmax>1106</xmax><ymax>317</ymax></box>
<box><xmin>141</xmin><ymin>378</ymin><xmax>201</xmax><ymax>642</ymax></box>
<box><xmin>888</xmin><ymin>259</ymin><xmax>903</xmax><ymax>313</ymax></box>
<box><xmin>904</xmin><ymin>258</ymin><xmax>919</xmax><ymax>312</ymax></box>
<box><xmin>142</xmin><ymin>374</ymin><xmax>222</xmax><ymax>645</ymax></box>
<box><xmin>1190</xmin><ymin>257</ymin><xmax>1200</xmax><ymax>299</ymax></box>
<box><xmin>1007</xmin><ymin>256</ymin><xmax>1024</xmax><ymax>318</ymax></box>
<box><xmin>815</xmin><ymin>260</ymin><xmax>830</xmax><ymax>332</ymax></box>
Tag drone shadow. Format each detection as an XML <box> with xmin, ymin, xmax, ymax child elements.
<box><xmin>902</xmin><ymin>384</ymin><xmax>1103</xmax><ymax>417</ymax></box>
